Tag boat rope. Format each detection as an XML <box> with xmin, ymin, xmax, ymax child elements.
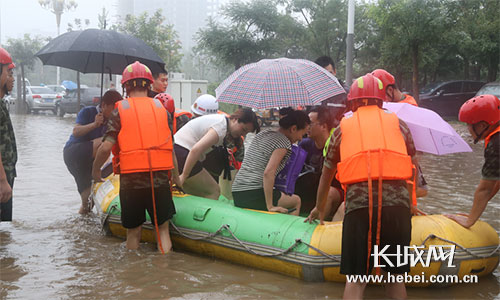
<box><xmin>419</xmin><ymin>234</ymin><xmax>500</xmax><ymax>259</ymax></box>
<box><xmin>169</xmin><ymin>222</ymin><xmax>340</xmax><ymax>261</ymax></box>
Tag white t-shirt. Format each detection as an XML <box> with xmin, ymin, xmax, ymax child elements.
<box><xmin>174</xmin><ymin>114</ymin><xmax>228</xmax><ymax>159</ymax></box>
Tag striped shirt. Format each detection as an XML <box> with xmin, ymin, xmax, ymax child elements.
<box><xmin>232</xmin><ymin>130</ymin><xmax>291</xmax><ymax>192</ymax></box>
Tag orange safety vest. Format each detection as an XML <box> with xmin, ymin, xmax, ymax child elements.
<box><xmin>337</xmin><ymin>105</ymin><xmax>413</xmax><ymax>275</ymax></box>
<box><xmin>173</xmin><ymin>109</ymin><xmax>193</xmax><ymax>133</ymax></box>
<box><xmin>399</xmin><ymin>94</ymin><xmax>418</xmax><ymax>106</ymax></box>
<box><xmin>112</xmin><ymin>97</ymin><xmax>174</xmax><ymax>174</ymax></box>
<box><xmin>337</xmin><ymin>105</ymin><xmax>413</xmax><ymax>185</ymax></box>
<box><xmin>485</xmin><ymin>127</ymin><xmax>500</xmax><ymax>149</ymax></box>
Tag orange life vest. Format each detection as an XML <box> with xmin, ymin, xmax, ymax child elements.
<box><xmin>112</xmin><ymin>97</ymin><xmax>174</xmax><ymax>174</ymax></box>
<box><xmin>337</xmin><ymin>105</ymin><xmax>413</xmax><ymax>185</ymax></box>
<box><xmin>337</xmin><ymin>105</ymin><xmax>414</xmax><ymax>275</ymax></box>
<box><xmin>173</xmin><ymin>109</ymin><xmax>193</xmax><ymax>133</ymax></box>
<box><xmin>399</xmin><ymin>94</ymin><xmax>418</xmax><ymax>106</ymax></box>
<box><xmin>485</xmin><ymin>127</ymin><xmax>500</xmax><ymax>149</ymax></box>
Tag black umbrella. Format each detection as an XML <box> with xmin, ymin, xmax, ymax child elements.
<box><xmin>35</xmin><ymin>29</ymin><xmax>166</xmax><ymax>97</ymax></box>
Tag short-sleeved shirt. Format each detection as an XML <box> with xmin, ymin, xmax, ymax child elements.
<box><xmin>65</xmin><ymin>106</ymin><xmax>105</xmax><ymax>148</ymax></box>
<box><xmin>103</xmin><ymin>100</ymin><xmax>174</xmax><ymax>189</ymax></box>
<box><xmin>298</xmin><ymin>137</ymin><xmax>323</xmax><ymax>174</ymax></box>
<box><xmin>0</xmin><ymin>99</ymin><xmax>17</xmax><ymax>180</ymax></box>
<box><xmin>324</xmin><ymin>114</ymin><xmax>416</xmax><ymax>215</ymax></box>
<box><xmin>174</xmin><ymin>114</ymin><xmax>228</xmax><ymax>161</ymax></box>
<box><xmin>482</xmin><ymin>131</ymin><xmax>500</xmax><ymax>180</ymax></box>
<box><xmin>232</xmin><ymin>130</ymin><xmax>291</xmax><ymax>192</ymax></box>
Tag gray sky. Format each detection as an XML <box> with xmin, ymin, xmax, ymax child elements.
<box><xmin>0</xmin><ymin>0</ymin><xmax>116</xmax><ymax>44</ymax></box>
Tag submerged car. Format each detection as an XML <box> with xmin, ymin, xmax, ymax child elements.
<box><xmin>26</xmin><ymin>86</ymin><xmax>61</xmax><ymax>114</ymax></box>
<box><xmin>419</xmin><ymin>80</ymin><xmax>485</xmax><ymax>118</ymax></box>
<box><xmin>475</xmin><ymin>82</ymin><xmax>500</xmax><ymax>98</ymax></box>
<box><xmin>56</xmin><ymin>87</ymin><xmax>101</xmax><ymax>117</ymax></box>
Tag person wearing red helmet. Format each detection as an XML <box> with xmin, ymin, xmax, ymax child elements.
<box><xmin>371</xmin><ymin>69</ymin><xmax>418</xmax><ymax>106</ymax></box>
<box><xmin>309</xmin><ymin>74</ymin><xmax>418</xmax><ymax>299</ymax></box>
<box><xmin>0</xmin><ymin>47</ymin><xmax>17</xmax><ymax>221</ymax></box>
<box><xmin>92</xmin><ymin>61</ymin><xmax>180</xmax><ymax>253</ymax></box>
<box><xmin>446</xmin><ymin>94</ymin><xmax>500</xmax><ymax>228</ymax></box>
<box><xmin>154</xmin><ymin>92</ymin><xmax>193</xmax><ymax>133</ymax></box>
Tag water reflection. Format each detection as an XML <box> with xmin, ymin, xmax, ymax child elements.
<box><xmin>1</xmin><ymin>114</ymin><xmax>498</xmax><ymax>299</ymax></box>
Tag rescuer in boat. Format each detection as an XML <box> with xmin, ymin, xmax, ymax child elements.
<box><xmin>310</xmin><ymin>74</ymin><xmax>418</xmax><ymax>299</ymax></box>
<box><xmin>92</xmin><ymin>61</ymin><xmax>180</xmax><ymax>252</ymax></box>
<box><xmin>63</xmin><ymin>89</ymin><xmax>122</xmax><ymax>214</ymax></box>
<box><xmin>446</xmin><ymin>94</ymin><xmax>500</xmax><ymax>228</ymax></box>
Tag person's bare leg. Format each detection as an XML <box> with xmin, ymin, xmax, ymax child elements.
<box><xmin>183</xmin><ymin>169</ymin><xmax>220</xmax><ymax>200</ymax></box>
<box><xmin>92</xmin><ymin>138</ymin><xmax>102</xmax><ymax>158</ymax></box>
<box><xmin>343</xmin><ymin>282</ymin><xmax>367</xmax><ymax>300</ymax></box>
<box><xmin>332</xmin><ymin>201</ymin><xmax>345</xmax><ymax>222</ymax></box>
<box><xmin>126</xmin><ymin>226</ymin><xmax>142</xmax><ymax>250</ymax></box>
<box><xmin>157</xmin><ymin>221</ymin><xmax>173</xmax><ymax>253</ymax></box>
<box><xmin>78</xmin><ymin>187</ymin><xmax>92</xmax><ymax>214</ymax></box>
<box><xmin>385</xmin><ymin>281</ymin><xmax>407</xmax><ymax>299</ymax></box>
<box><xmin>277</xmin><ymin>193</ymin><xmax>301</xmax><ymax>216</ymax></box>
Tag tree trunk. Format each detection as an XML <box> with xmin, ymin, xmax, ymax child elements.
<box><xmin>15</xmin><ymin>74</ymin><xmax>22</xmax><ymax>114</ymax></box>
<box><xmin>463</xmin><ymin>58</ymin><xmax>469</xmax><ymax>80</ymax></box>
<box><xmin>487</xmin><ymin>51</ymin><xmax>499</xmax><ymax>82</ymax></box>
<box><xmin>21</xmin><ymin>64</ymin><xmax>28</xmax><ymax>114</ymax></box>
<box><xmin>411</xmin><ymin>44</ymin><xmax>419</xmax><ymax>101</ymax></box>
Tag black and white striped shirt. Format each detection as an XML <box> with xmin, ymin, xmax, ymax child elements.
<box><xmin>232</xmin><ymin>130</ymin><xmax>291</xmax><ymax>192</ymax></box>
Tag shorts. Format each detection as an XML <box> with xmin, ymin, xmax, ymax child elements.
<box><xmin>174</xmin><ymin>144</ymin><xmax>203</xmax><ymax>178</ymax></box>
<box><xmin>295</xmin><ymin>173</ymin><xmax>345</xmax><ymax>214</ymax></box>
<box><xmin>63</xmin><ymin>141</ymin><xmax>94</xmax><ymax>194</ymax></box>
<box><xmin>340</xmin><ymin>206</ymin><xmax>412</xmax><ymax>275</ymax></box>
<box><xmin>120</xmin><ymin>184</ymin><xmax>176</xmax><ymax>229</ymax></box>
<box><xmin>233</xmin><ymin>188</ymin><xmax>281</xmax><ymax>211</ymax></box>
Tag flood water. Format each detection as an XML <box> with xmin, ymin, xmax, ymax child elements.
<box><xmin>1</xmin><ymin>113</ymin><xmax>499</xmax><ymax>299</ymax></box>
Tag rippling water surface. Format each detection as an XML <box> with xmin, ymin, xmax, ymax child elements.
<box><xmin>1</xmin><ymin>113</ymin><xmax>499</xmax><ymax>299</ymax></box>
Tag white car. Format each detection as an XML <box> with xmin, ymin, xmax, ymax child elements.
<box><xmin>25</xmin><ymin>86</ymin><xmax>61</xmax><ymax>114</ymax></box>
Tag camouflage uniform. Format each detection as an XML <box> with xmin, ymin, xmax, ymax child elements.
<box><xmin>324</xmin><ymin>117</ymin><xmax>416</xmax><ymax>216</ymax></box>
<box><xmin>0</xmin><ymin>98</ymin><xmax>17</xmax><ymax>221</ymax></box>
<box><xmin>482</xmin><ymin>132</ymin><xmax>500</xmax><ymax>180</ymax></box>
<box><xmin>103</xmin><ymin>107</ymin><xmax>173</xmax><ymax>189</ymax></box>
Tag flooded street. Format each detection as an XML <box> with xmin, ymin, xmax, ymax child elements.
<box><xmin>1</xmin><ymin>113</ymin><xmax>499</xmax><ymax>299</ymax></box>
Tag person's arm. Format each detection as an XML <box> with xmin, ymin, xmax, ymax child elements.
<box><xmin>0</xmin><ymin>152</ymin><xmax>12</xmax><ymax>203</ymax></box>
<box><xmin>263</xmin><ymin>148</ymin><xmax>288</xmax><ymax>213</ymax></box>
<box><xmin>446</xmin><ymin>179</ymin><xmax>499</xmax><ymax>228</ymax></box>
<box><xmin>92</xmin><ymin>140</ymin><xmax>114</xmax><ymax>182</ymax></box>
<box><xmin>73</xmin><ymin>110</ymin><xmax>104</xmax><ymax>137</ymax></box>
<box><xmin>178</xmin><ymin>128</ymin><xmax>219</xmax><ymax>185</ymax></box>
<box><xmin>306</xmin><ymin>164</ymin><xmax>336</xmax><ymax>224</ymax></box>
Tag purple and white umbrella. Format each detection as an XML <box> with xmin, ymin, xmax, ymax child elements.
<box><xmin>215</xmin><ymin>58</ymin><xmax>346</xmax><ymax>109</ymax></box>
<box><xmin>382</xmin><ymin>102</ymin><xmax>472</xmax><ymax>155</ymax></box>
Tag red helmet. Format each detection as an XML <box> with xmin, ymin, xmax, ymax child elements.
<box><xmin>371</xmin><ymin>69</ymin><xmax>395</xmax><ymax>92</ymax></box>
<box><xmin>121</xmin><ymin>61</ymin><xmax>154</xmax><ymax>84</ymax></box>
<box><xmin>347</xmin><ymin>73</ymin><xmax>385</xmax><ymax>102</ymax></box>
<box><xmin>459</xmin><ymin>94</ymin><xmax>500</xmax><ymax>125</ymax></box>
<box><xmin>0</xmin><ymin>47</ymin><xmax>12</xmax><ymax>65</ymax></box>
<box><xmin>8</xmin><ymin>63</ymin><xmax>15</xmax><ymax>69</ymax></box>
<box><xmin>154</xmin><ymin>93</ymin><xmax>175</xmax><ymax>114</ymax></box>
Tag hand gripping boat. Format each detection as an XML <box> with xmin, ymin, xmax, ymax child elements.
<box><xmin>92</xmin><ymin>175</ymin><xmax>499</xmax><ymax>287</ymax></box>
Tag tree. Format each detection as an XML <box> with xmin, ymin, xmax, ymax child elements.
<box><xmin>5</xmin><ymin>34</ymin><xmax>45</xmax><ymax>114</ymax></box>
<box><xmin>370</xmin><ymin>0</ymin><xmax>450</xmax><ymax>100</ymax></box>
<box><xmin>67</xmin><ymin>18</ymin><xmax>90</xmax><ymax>32</ymax></box>
<box><xmin>197</xmin><ymin>0</ymin><xmax>304</xmax><ymax>70</ymax></box>
<box><xmin>98</xmin><ymin>7</ymin><xmax>109</xmax><ymax>30</ymax></box>
<box><xmin>115</xmin><ymin>10</ymin><xmax>183</xmax><ymax>72</ymax></box>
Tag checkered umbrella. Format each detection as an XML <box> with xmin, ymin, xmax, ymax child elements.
<box><xmin>215</xmin><ymin>58</ymin><xmax>346</xmax><ymax>109</ymax></box>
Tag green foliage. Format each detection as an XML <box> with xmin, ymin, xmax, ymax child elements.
<box><xmin>115</xmin><ymin>10</ymin><xmax>183</xmax><ymax>72</ymax></box>
<box><xmin>5</xmin><ymin>34</ymin><xmax>45</xmax><ymax>70</ymax></box>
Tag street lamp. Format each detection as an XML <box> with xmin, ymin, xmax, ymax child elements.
<box><xmin>39</xmin><ymin>0</ymin><xmax>77</xmax><ymax>85</ymax></box>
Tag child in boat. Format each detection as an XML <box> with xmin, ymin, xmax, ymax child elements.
<box><xmin>232</xmin><ymin>110</ymin><xmax>310</xmax><ymax>215</ymax></box>
<box><xmin>63</xmin><ymin>90</ymin><xmax>122</xmax><ymax>214</ymax></box>
<box><xmin>174</xmin><ymin>108</ymin><xmax>259</xmax><ymax>200</ymax></box>
<box><xmin>313</xmin><ymin>74</ymin><xmax>418</xmax><ymax>299</ymax></box>
<box><xmin>446</xmin><ymin>94</ymin><xmax>500</xmax><ymax>228</ymax></box>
